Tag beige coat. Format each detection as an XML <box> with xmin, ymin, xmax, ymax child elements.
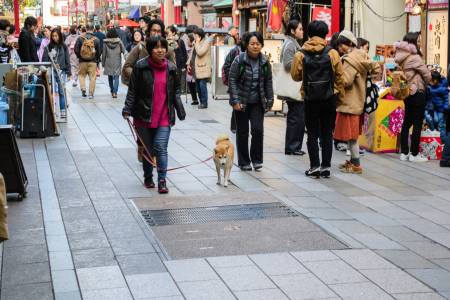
<box><xmin>338</xmin><ymin>49</ymin><xmax>381</xmax><ymax>115</ymax></box>
<box><xmin>291</xmin><ymin>36</ymin><xmax>345</xmax><ymax>103</ymax></box>
<box><xmin>0</xmin><ymin>173</ymin><xmax>8</xmax><ymax>242</ymax></box>
<box><xmin>394</xmin><ymin>41</ymin><xmax>431</xmax><ymax>95</ymax></box>
<box><xmin>193</xmin><ymin>38</ymin><xmax>212</xmax><ymax>79</ymax></box>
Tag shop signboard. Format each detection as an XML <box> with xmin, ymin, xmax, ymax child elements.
<box><xmin>203</xmin><ymin>13</ymin><xmax>217</xmax><ymax>28</ymax></box>
<box><xmin>311</xmin><ymin>6</ymin><xmax>332</xmax><ymax>40</ymax></box>
<box><xmin>428</xmin><ymin>0</ymin><xmax>448</xmax><ymax>9</ymax></box>
<box><xmin>427</xmin><ymin>10</ymin><xmax>448</xmax><ymax>75</ymax></box>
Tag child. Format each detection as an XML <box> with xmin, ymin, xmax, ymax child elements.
<box><xmin>425</xmin><ymin>71</ymin><xmax>449</xmax><ymax>143</ymax></box>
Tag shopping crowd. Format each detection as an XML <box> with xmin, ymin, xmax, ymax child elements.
<box><xmin>1</xmin><ymin>15</ymin><xmax>450</xmax><ymax>194</ymax></box>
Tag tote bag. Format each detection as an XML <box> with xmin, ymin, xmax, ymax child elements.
<box><xmin>273</xmin><ymin>41</ymin><xmax>302</xmax><ymax>101</ymax></box>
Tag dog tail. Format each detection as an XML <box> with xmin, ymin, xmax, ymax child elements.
<box><xmin>216</xmin><ymin>134</ymin><xmax>230</xmax><ymax>144</ymax></box>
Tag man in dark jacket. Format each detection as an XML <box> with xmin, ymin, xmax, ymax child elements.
<box><xmin>74</xmin><ymin>24</ymin><xmax>101</xmax><ymax>98</ymax></box>
<box><xmin>114</xmin><ymin>23</ymin><xmax>129</xmax><ymax>49</ymax></box>
<box><xmin>18</xmin><ymin>16</ymin><xmax>39</xmax><ymax>62</ymax></box>
<box><xmin>93</xmin><ymin>25</ymin><xmax>105</xmax><ymax>53</ymax></box>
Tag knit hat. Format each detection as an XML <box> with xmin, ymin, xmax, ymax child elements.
<box><xmin>339</xmin><ymin>30</ymin><xmax>358</xmax><ymax>46</ymax></box>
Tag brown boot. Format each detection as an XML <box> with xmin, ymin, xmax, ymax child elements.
<box><xmin>338</xmin><ymin>160</ymin><xmax>351</xmax><ymax>170</ymax></box>
<box><xmin>341</xmin><ymin>163</ymin><xmax>363</xmax><ymax>174</ymax></box>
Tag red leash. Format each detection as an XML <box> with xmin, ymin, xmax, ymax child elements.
<box><xmin>126</xmin><ymin>117</ymin><xmax>213</xmax><ymax>172</ymax></box>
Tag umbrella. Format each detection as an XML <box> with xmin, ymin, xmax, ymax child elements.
<box><xmin>109</xmin><ymin>19</ymin><xmax>139</xmax><ymax>27</ymax></box>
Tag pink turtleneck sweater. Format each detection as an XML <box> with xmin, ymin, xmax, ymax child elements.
<box><xmin>134</xmin><ymin>57</ymin><xmax>169</xmax><ymax>128</ymax></box>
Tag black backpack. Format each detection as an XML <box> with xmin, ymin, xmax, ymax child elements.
<box><xmin>301</xmin><ymin>46</ymin><xmax>334</xmax><ymax>102</ymax></box>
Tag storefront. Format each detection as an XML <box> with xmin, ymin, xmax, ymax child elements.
<box><xmin>426</xmin><ymin>0</ymin><xmax>448</xmax><ymax>75</ymax></box>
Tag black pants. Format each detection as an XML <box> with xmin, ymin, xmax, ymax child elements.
<box><xmin>188</xmin><ymin>82</ymin><xmax>198</xmax><ymax>102</ymax></box>
<box><xmin>285</xmin><ymin>100</ymin><xmax>305</xmax><ymax>153</ymax></box>
<box><xmin>305</xmin><ymin>98</ymin><xmax>336</xmax><ymax>168</ymax></box>
<box><xmin>401</xmin><ymin>92</ymin><xmax>426</xmax><ymax>156</ymax></box>
<box><xmin>235</xmin><ymin>103</ymin><xmax>264</xmax><ymax>166</ymax></box>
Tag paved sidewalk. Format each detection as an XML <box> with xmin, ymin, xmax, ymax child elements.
<box><xmin>2</xmin><ymin>77</ymin><xmax>450</xmax><ymax>299</ymax></box>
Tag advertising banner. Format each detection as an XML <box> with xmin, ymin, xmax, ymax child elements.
<box><xmin>312</xmin><ymin>7</ymin><xmax>332</xmax><ymax>39</ymax></box>
<box><xmin>427</xmin><ymin>10</ymin><xmax>448</xmax><ymax>75</ymax></box>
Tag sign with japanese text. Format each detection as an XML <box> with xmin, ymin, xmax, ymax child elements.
<box><xmin>312</xmin><ymin>6</ymin><xmax>332</xmax><ymax>39</ymax></box>
<box><xmin>428</xmin><ymin>0</ymin><xmax>448</xmax><ymax>9</ymax></box>
<box><xmin>427</xmin><ymin>10</ymin><xmax>448</xmax><ymax>75</ymax></box>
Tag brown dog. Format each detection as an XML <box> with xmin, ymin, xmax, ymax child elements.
<box><xmin>214</xmin><ymin>134</ymin><xmax>234</xmax><ymax>187</ymax></box>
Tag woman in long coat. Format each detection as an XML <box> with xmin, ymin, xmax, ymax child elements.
<box><xmin>102</xmin><ymin>28</ymin><xmax>127</xmax><ymax>98</ymax></box>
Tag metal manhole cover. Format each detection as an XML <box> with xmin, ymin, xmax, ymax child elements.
<box><xmin>199</xmin><ymin>119</ymin><xmax>219</xmax><ymax>123</ymax></box>
<box><xmin>140</xmin><ymin>202</ymin><xmax>299</xmax><ymax>226</ymax></box>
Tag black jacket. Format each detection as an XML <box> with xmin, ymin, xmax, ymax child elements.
<box><xmin>43</xmin><ymin>43</ymin><xmax>71</xmax><ymax>76</ymax></box>
<box><xmin>74</xmin><ymin>33</ymin><xmax>101</xmax><ymax>63</ymax></box>
<box><xmin>123</xmin><ymin>58</ymin><xmax>184</xmax><ymax>126</ymax></box>
<box><xmin>228</xmin><ymin>52</ymin><xmax>274</xmax><ymax>108</ymax></box>
<box><xmin>93</xmin><ymin>31</ymin><xmax>106</xmax><ymax>53</ymax></box>
<box><xmin>18</xmin><ymin>29</ymin><xmax>39</xmax><ymax>62</ymax></box>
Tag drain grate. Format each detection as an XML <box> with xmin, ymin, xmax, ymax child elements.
<box><xmin>140</xmin><ymin>202</ymin><xmax>299</xmax><ymax>226</ymax></box>
<box><xmin>199</xmin><ymin>119</ymin><xmax>219</xmax><ymax>124</ymax></box>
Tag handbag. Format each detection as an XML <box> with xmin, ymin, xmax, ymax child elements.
<box><xmin>174</xmin><ymin>95</ymin><xmax>186</xmax><ymax>121</ymax></box>
<box><xmin>272</xmin><ymin>62</ymin><xmax>302</xmax><ymax>101</ymax></box>
<box><xmin>364</xmin><ymin>74</ymin><xmax>379</xmax><ymax>114</ymax></box>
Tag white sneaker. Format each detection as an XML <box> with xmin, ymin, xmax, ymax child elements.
<box><xmin>409</xmin><ymin>154</ymin><xmax>428</xmax><ymax>162</ymax></box>
<box><xmin>400</xmin><ymin>153</ymin><xmax>410</xmax><ymax>161</ymax></box>
<box><xmin>346</xmin><ymin>149</ymin><xmax>351</xmax><ymax>156</ymax></box>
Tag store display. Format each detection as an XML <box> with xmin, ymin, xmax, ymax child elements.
<box><xmin>420</xmin><ymin>130</ymin><xmax>443</xmax><ymax>160</ymax></box>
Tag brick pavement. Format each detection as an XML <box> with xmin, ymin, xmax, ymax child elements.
<box><xmin>1</xmin><ymin>77</ymin><xmax>450</xmax><ymax>299</ymax></box>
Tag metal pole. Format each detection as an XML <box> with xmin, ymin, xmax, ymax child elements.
<box><xmin>13</xmin><ymin>0</ymin><xmax>20</xmax><ymax>35</ymax></box>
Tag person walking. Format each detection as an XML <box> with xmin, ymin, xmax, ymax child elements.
<box><xmin>280</xmin><ymin>19</ymin><xmax>306</xmax><ymax>156</ymax></box>
<box><xmin>228</xmin><ymin>32</ymin><xmax>274</xmax><ymax>171</ymax></box>
<box><xmin>167</xmin><ymin>25</ymin><xmax>187</xmax><ymax>73</ymax></box>
<box><xmin>122</xmin><ymin>36</ymin><xmax>185</xmax><ymax>194</ymax></box>
<box><xmin>18</xmin><ymin>16</ymin><xmax>39</xmax><ymax>62</ymax></box>
<box><xmin>291</xmin><ymin>20</ymin><xmax>345</xmax><ymax>178</ymax></box>
<box><xmin>394</xmin><ymin>32</ymin><xmax>431</xmax><ymax>162</ymax></box>
<box><xmin>65</xmin><ymin>26</ymin><xmax>79</xmax><ymax>87</ymax></box>
<box><xmin>127</xmin><ymin>29</ymin><xmax>143</xmax><ymax>52</ymax></box>
<box><xmin>75</xmin><ymin>24</ymin><xmax>101</xmax><ymax>99</ymax></box>
<box><xmin>37</xmin><ymin>26</ymin><xmax>52</xmax><ymax>62</ymax></box>
<box><xmin>43</xmin><ymin>28</ymin><xmax>71</xmax><ymax>116</ymax></box>
<box><xmin>185</xmin><ymin>33</ymin><xmax>199</xmax><ymax>105</ymax></box>
<box><xmin>138</xmin><ymin>16</ymin><xmax>151</xmax><ymax>34</ymax></box>
<box><xmin>333</xmin><ymin>30</ymin><xmax>380</xmax><ymax>174</ymax></box>
<box><xmin>189</xmin><ymin>28</ymin><xmax>213</xmax><ymax>109</ymax></box>
<box><xmin>224</xmin><ymin>26</ymin><xmax>239</xmax><ymax>46</ymax></box>
<box><xmin>93</xmin><ymin>25</ymin><xmax>105</xmax><ymax>53</ymax></box>
<box><xmin>102</xmin><ymin>28</ymin><xmax>126</xmax><ymax>98</ymax></box>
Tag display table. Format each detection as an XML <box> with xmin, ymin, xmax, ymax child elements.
<box><xmin>359</xmin><ymin>98</ymin><xmax>405</xmax><ymax>153</ymax></box>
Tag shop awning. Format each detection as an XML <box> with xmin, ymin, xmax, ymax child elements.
<box><xmin>213</xmin><ymin>0</ymin><xmax>232</xmax><ymax>8</ymax></box>
<box><xmin>128</xmin><ymin>7</ymin><xmax>140</xmax><ymax>19</ymax></box>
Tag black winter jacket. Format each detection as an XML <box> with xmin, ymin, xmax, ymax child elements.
<box><xmin>228</xmin><ymin>52</ymin><xmax>274</xmax><ymax>109</ymax></box>
<box><xmin>18</xmin><ymin>29</ymin><xmax>39</xmax><ymax>62</ymax></box>
<box><xmin>123</xmin><ymin>58</ymin><xmax>183</xmax><ymax>126</ymax></box>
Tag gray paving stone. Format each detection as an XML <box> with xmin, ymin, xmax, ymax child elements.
<box><xmin>44</xmin><ymin>220</ymin><xmax>66</xmax><ymax>236</ymax></box>
<box><xmin>61</xmin><ymin>206</ymin><xmax>97</xmax><ymax>223</ymax></box>
<box><xmin>8</xmin><ymin>212</ymin><xmax>44</xmax><ymax>230</ymax></box>
<box><xmin>52</xmin><ymin>270</ymin><xmax>79</xmax><ymax>293</ymax></box>
<box><xmin>46</xmin><ymin>234</ymin><xmax>70</xmax><ymax>252</ymax></box>
<box><xmin>109</xmin><ymin>237</ymin><xmax>155</xmax><ymax>255</ymax></box>
<box><xmin>72</xmin><ymin>247</ymin><xmax>117</xmax><ymax>268</ymax></box>
<box><xmin>64</xmin><ymin>217</ymin><xmax>104</xmax><ymax>234</ymax></box>
<box><xmin>376</xmin><ymin>250</ymin><xmax>436</xmax><ymax>269</ymax></box>
<box><xmin>82</xmin><ymin>288</ymin><xmax>133</xmax><ymax>300</ymax></box>
<box><xmin>250</xmin><ymin>252</ymin><xmax>308</xmax><ymax>275</ymax></box>
<box><xmin>235</xmin><ymin>289</ymin><xmax>289</xmax><ymax>300</ymax></box>
<box><xmin>165</xmin><ymin>259</ymin><xmax>218</xmax><ymax>282</ymax></box>
<box><xmin>329</xmin><ymin>282</ymin><xmax>394</xmax><ymax>300</ymax></box>
<box><xmin>215</xmin><ymin>265</ymin><xmax>276</xmax><ymax>291</ymax></box>
<box><xmin>77</xmin><ymin>266</ymin><xmax>127</xmax><ymax>291</ymax></box>
<box><xmin>0</xmin><ymin>282</ymin><xmax>53</xmax><ymax>300</ymax></box>
<box><xmin>67</xmin><ymin>230</ymin><xmax>110</xmax><ymax>251</ymax></box>
<box><xmin>351</xmin><ymin>212</ymin><xmax>400</xmax><ymax>227</ymax></box>
<box><xmin>2</xmin><ymin>262</ymin><xmax>51</xmax><ymax>287</ymax></box>
<box><xmin>401</xmin><ymin>241</ymin><xmax>450</xmax><ymax>259</ymax></box>
<box><xmin>333</xmin><ymin>249</ymin><xmax>396</xmax><ymax>270</ymax></box>
<box><xmin>374</xmin><ymin>226</ymin><xmax>428</xmax><ymax>242</ymax></box>
<box><xmin>54</xmin><ymin>291</ymin><xmax>82</xmax><ymax>300</ymax></box>
<box><xmin>305</xmin><ymin>208</ymin><xmax>353</xmax><ymax>220</ymax></box>
<box><xmin>352</xmin><ymin>233</ymin><xmax>405</xmax><ymax>250</ymax></box>
<box><xmin>126</xmin><ymin>273</ymin><xmax>181</xmax><ymax>299</ymax></box>
<box><xmin>290</xmin><ymin>250</ymin><xmax>339</xmax><ymax>262</ymax></box>
<box><xmin>116</xmin><ymin>253</ymin><xmax>166</xmax><ymax>275</ymax></box>
<box><xmin>392</xmin><ymin>293</ymin><xmax>447</xmax><ymax>300</ymax></box>
<box><xmin>407</xmin><ymin>268</ymin><xmax>450</xmax><ymax>292</ymax></box>
<box><xmin>49</xmin><ymin>251</ymin><xmax>74</xmax><ymax>271</ymax></box>
<box><xmin>271</xmin><ymin>273</ymin><xmax>338</xmax><ymax>300</ymax></box>
<box><xmin>207</xmin><ymin>255</ymin><xmax>254</xmax><ymax>268</ymax></box>
<box><xmin>288</xmin><ymin>196</ymin><xmax>331</xmax><ymax>208</ymax></box>
<box><xmin>302</xmin><ymin>259</ymin><xmax>367</xmax><ymax>284</ymax></box>
<box><xmin>432</xmin><ymin>259</ymin><xmax>450</xmax><ymax>272</ymax></box>
<box><xmin>178</xmin><ymin>280</ymin><xmax>235</xmax><ymax>300</ymax></box>
<box><xmin>3</xmin><ymin>245</ymin><xmax>49</xmax><ymax>266</ymax></box>
<box><xmin>360</xmin><ymin>269</ymin><xmax>432</xmax><ymax>294</ymax></box>
<box><xmin>5</xmin><ymin>228</ymin><xmax>45</xmax><ymax>248</ymax></box>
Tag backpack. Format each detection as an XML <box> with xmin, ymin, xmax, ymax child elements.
<box><xmin>364</xmin><ymin>74</ymin><xmax>379</xmax><ymax>114</ymax></box>
<box><xmin>80</xmin><ymin>36</ymin><xmax>96</xmax><ymax>60</ymax></box>
<box><xmin>301</xmin><ymin>47</ymin><xmax>334</xmax><ymax>102</ymax></box>
<box><xmin>222</xmin><ymin>47</ymin><xmax>240</xmax><ymax>86</ymax></box>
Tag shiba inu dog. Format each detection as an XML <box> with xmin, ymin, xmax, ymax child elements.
<box><xmin>214</xmin><ymin>134</ymin><xmax>234</xmax><ymax>187</ymax></box>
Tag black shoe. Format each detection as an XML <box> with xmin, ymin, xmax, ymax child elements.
<box><xmin>320</xmin><ymin>167</ymin><xmax>331</xmax><ymax>178</ymax></box>
<box><xmin>158</xmin><ymin>179</ymin><xmax>169</xmax><ymax>194</ymax></box>
<box><xmin>253</xmin><ymin>163</ymin><xmax>263</xmax><ymax>170</ymax></box>
<box><xmin>240</xmin><ymin>165</ymin><xmax>252</xmax><ymax>171</ymax></box>
<box><xmin>440</xmin><ymin>160</ymin><xmax>450</xmax><ymax>167</ymax></box>
<box><xmin>285</xmin><ymin>150</ymin><xmax>306</xmax><ymax>156</ymax></box>
<box><xmin>82</xmin><ymin>90</ymin><xmax>87</xmax><ymax>97</ymax></box>
<box><xmin>305</xmin><ymin>167</ymin><xmax>321</xmax><ymax>178</ymax></box>
<box><xmin>191</xmin><ymin>101</ymin><xmax>199</xmax><ymax>105</ymax></box>
<box><xmin>198</xmin><ymin>104</ymin><xmax>208</xmax><ymax>109</ymax></box>
<box><xmin>144</xmin><ymin>177</ymin><xmax>155</xmax><ymax>189</ymax></box>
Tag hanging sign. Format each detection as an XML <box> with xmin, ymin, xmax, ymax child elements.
<box><xmin>427</xmin><ymin>10</ymin><xmax>448</xmax><ymax>75</ymax></box>
<box><xmin>428</xmin><ymin>0</ymin><xmax>448</xmax><ymax>9</ymax></box>
<box><xmin>312</xmin><ymin>6</ymin><xmax>332</xmax><ymax>39</ymax></box>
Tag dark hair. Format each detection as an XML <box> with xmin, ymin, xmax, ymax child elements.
<box><xmin>145</xmin><ymin>35</ymin><xmax>169</xmax><ymax>55</ymax></box>
<box><xmin>147</xmin><ymin>19</ymin><xmax>165</xmax><ymax>37</ymax></box>
<box><xmin>106</xmin><ymin>28</ymin><xmax>118</xmax><ymax>39</ymax></box>
<box><xmin>167</xmin><ymin>25</ymin><xmax>178</xmax><ymax>34</ymax></box>
<box><xmin>139</xmin><ymin>16</ymin><xmax>151</xmax><ymax>25</ymax></box>
<box><xmin>357</xmin><ymin>37</ymin><xmax>369</xmax><ymax>50</ymax></box>
<box><xmin>240</xmin><ymin>32</ymin><xmax>251</xmax><ymax>51</ymax></box>
<box><xmin>285</xmin><ymin>19</ymin><xmax>301</xmax><ymax>37</ymax></box>
<box><xmin>329</xmin><ymin>32</ymin><xmax>340</xmax><ymax>50</ymax></box>
<box><xmin>431</xmin><ymin>70</ymin><xmax>441</xmax><ymax>81</ymax></box>
<box><xmin>95</xmin><ymin>24</ymin><xmax>101</xmax><ymax>31</ymax></box>
<box><xmin>0</xmin><ymin>20</ymin><xmax>10</xmax><ymax>31</ymax></box>
<box><xmin>81</xmin><ymin>26</ymin><xmax>87</xmax><ymax>33</ymax></box>
<box><xmin>133</xmin><ymin>30</ymin><xmax>143</xmax><ymax>42</ymax></box>
<box><xmin>70</xmin><ymin>25</ymin><xmax>77</xmax><ymax>35</ymax></box>
<box><xmin>24</xmin><ymin>16</ymin><xmax>37</xmax><ymax>30</ymax></box>
<box><xmin>306</xmin><ymin>20</ymin><xmax>328</xmax><ymax>39</ymax></box>
<box><xmin>42</xmin><ymin>25</ymin><xmax>52</xmax><ymax>36</ymax></box>
<box><xmin>85</xmin><ymin>24</ymin><xmax>94</xmax><ymax>31</ymax></box>
<box><xmin>187</xmin><ymin>33</ymin><xmax>195</xmax><ymax>43</ymax></box>
<box><xmin>8</xmin><ymin>25</ymin><xmax>15</xmax><ymax>35</ymax></box>
<box><xmin>49</xmin><ymin>28</ymin><xmax>64</xmax><ymax>45</ymax></box>
<box><xmin>185</xmin><ymin>25</ymin><xmax>198</xmax><ymax>34</ymax></box>
<box><xmin>403</xmin><ymin>32</ymin><xmax>422</xmax><ymax>57</ymax></box>
<box><xmin>336</xmin><ymin>35</ymin><xmax>353</xmax><ymax>47</ymax></box>
<box><xmin>244</xmin><ymin>31</ymin><xmax>264</xmax><ymax>49</ymax></box>
<box><xmin>194</xmin><ymin>28</ymin><xmax>205</xmax><ymax>40</ymax></box>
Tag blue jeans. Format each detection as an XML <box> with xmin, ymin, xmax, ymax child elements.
<box><xmin>55</xmin><ymin>71</ymin><xmax>67</xmax><ymax>110</ymax></box>
<box><xmin>196</xmin><ymin>79</ymin><xmax>208</xmax><ymax>105</ymax></box>
<box><xmin>108</xmin><ymin>75</ymin><xmax>119</xmax><ymax>94</ymax></box>
<box><xmin>425</xmin><ymin>110</ymin><xmax>447</xmax><ymax>143</ymax></box>
<box><xmin>136</xmin><ymin>126</ymin><xmax>171</xmax><ymax>181</ymax></box>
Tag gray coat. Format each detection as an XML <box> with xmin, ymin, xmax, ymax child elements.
<box><xmin>102</xmin><ymin>38</ymin><xmax>126</xmax><ymax>76</ymax></box>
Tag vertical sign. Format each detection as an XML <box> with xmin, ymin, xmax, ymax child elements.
<box><xmin>427</xmin><ymin>10</ymin><xmax>448</xmax><ymax>75</ymax></box>
<box><xmin>312</xmin><ymin>6</ymin><xmax>332</xmax><ymax>40</ymax></box>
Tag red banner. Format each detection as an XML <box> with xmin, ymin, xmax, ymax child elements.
<box><xmin>312</xmin><ymin>6</ymin><xmax>332</xmax><ymax>39</ymax></box>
